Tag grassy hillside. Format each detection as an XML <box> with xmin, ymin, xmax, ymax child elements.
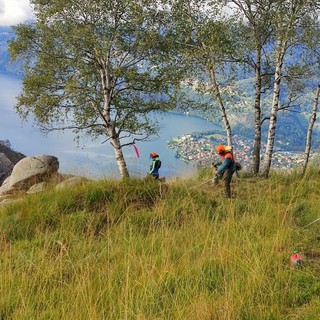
<box><xmin>1</xmin><ymin>170</ymin><xmax>320</xmax><ymax>319</ymax></box>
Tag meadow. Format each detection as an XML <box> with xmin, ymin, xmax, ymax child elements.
<box><xmin>0</xmin><ymin>169</ymin><xmax>320</xmax><ymax>320</ymax></box>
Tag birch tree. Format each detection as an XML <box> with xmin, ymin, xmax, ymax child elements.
<box><xmin>171</xmin><ymin>0</ymin><xmax>237</xmax><ymax>147</ymax></box>
<box><xmin>302</xmin><ymin>85</ymin><xmax>320</xmax><ymax>176</ymax></box>
<box><xmin>230</xmin><ymin>0</ymin><xmax>275</xmax><ymax>174</ymax></box>
<box><xmin>9</xmin><ymin>0</ymin><xmax>181</xmax><ymax>178</ymax></box>
<box><xmin>262</xmin><ymin>0</ymin><xmax>320</xmax><ymax>177</ymax></box>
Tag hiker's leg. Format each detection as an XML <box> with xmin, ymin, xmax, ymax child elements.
<box><xmin>223</xmin><ymin>169</ymin><xmax>233</xmax><ymax>198</ymax></box>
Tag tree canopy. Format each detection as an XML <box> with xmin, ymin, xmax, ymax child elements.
<box><xmin>9</xmin><ymin>0</ymin><xmax>183</xmax><ymax>177</ymax></box>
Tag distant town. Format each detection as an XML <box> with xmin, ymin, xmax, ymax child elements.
<box><xmin>167</xmin><ymin>131</ymin><xmax>316</xmax><ymax>171</ymax></box>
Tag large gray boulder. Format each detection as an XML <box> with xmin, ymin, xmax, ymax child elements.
<box><xmin>0</xmin><ymin>155</ymin><xmax>59</xmax><ymax>195</ymax></box>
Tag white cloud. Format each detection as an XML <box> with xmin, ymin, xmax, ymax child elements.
<box><xmin>0</xmin><ymin>0</ymin><xmax>34</xmax><ymax>26</ymax></box>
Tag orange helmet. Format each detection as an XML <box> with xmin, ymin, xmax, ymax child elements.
<box><xmin>150</xmin><ymin>152</ymin><xmax>158</xmax><ymax>158</ymax></box>
<box><xmin>216</xmin><ymin>145</ymin><xmax>225</xmax><ymax>154</ymax></box>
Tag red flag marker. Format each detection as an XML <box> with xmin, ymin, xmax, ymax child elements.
<box><xmin>133</xmin><ymin>145</ymin><xmax>140</xmax><ymax>158</ymax></box>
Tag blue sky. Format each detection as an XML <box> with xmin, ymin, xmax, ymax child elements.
<box><xmin>0</xmin><ymin>0</ymin><xmax>34</xmax><ymax>26</ymax></box>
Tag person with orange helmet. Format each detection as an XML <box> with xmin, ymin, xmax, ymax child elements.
<box><xmin>149</xmin><ymin>152</ymin><xmax>161</xmax><ymax>179</ymax></box>
<box><xmin>212</xmin><ymin>145</ymin><xmax>236</xmax><ymax>198</ymax></box>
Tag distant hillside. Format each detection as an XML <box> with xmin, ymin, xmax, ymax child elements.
<box><xmin>230</xmin><ymin>110</ymin><xmax>316</xmax><ymax>152</ymax></box>
<box><xmin>177</xmin><ymin>75</ymin><xmax>320</xmax><ymax>152</ymax></box>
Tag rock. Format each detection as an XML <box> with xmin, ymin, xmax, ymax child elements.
<box><xmin>0</xmin><ymin>142</ymin><xmax>26</xmax><ymax>165</ymax></box>
<box><xmin>0</xmin><ymin>140</ymin><xmax>26</xmax><ymax>185</ymax></box>
<box><xmin>27</xmin><ymin>182</ymin><xmax>49</xmax><ymax>195</ymax></box>
<box><xmin>0</xmin><ymin>151</ymin><xmax>91</xmax><ymax>201</ymax></box>
<box><xmin>0</xmin><ymin>153</ymin><xmax>14</xmax><ymax>185</ymax></box>
<box><xmin>1</xmin><ymin>155</ymin><xmax>59</xmax><ymax>193</ymax></box>
<box><xmin>0</xmin><ymin>175</ymin><xmax>21</xmax><ymax>195</ymax></box>
<box><xmin>0</xmin><ymin>194</ymin><xmax>13</xmax><ymax>202</ymax></box>
<box><xmin>50</xmin><ymin>172</ymin><xmax>66</xmax><ymax>184</ymax></box>
<box><xmin>0</xmin><ymin>198</ymin><xmax>22</xmax><ymax>206</ymax></box>
<box><xmin>55</xmin><ymin>176</ymin><xmax>89</xmax><ymax>190</ymax></box>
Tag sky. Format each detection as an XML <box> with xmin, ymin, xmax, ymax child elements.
<box><xmin>0</xmin><ymin>0</ymin><xmax>34</xmax><ymax>26</ymax></box>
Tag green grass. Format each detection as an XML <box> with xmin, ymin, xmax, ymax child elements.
<box><xmin>0</xmin><ymin>171</ymin><xmax>320</xmax><ymax>319</ymax></box>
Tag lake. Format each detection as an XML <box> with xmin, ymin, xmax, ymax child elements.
<box><xmin>0</xmin><ymin>72</ymin><xmax>221</xmax><ymax>179</ymax></box>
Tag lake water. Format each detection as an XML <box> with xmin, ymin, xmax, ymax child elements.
<box><xmin>1</xmin><ymin>72</ymin><xmax>221</xmax><ymax>179</ymax></box>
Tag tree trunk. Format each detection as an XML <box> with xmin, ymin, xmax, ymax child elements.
<box><xmin>302</xmin><ymin>85</ymin><xmax>320</xmax><ymax>176</ymax></box>
<box><xmin>111</xmin><ymin>135</ymin><xmax>130</xmax><ymax>178</ymax></box>
<box><xmin>99</xmin><ymin>65</ymin><xmax>130</xmax><ymax>178</ymax></box>
<box><xmin>261</xmin><ymin>41</ymin><xmax>286</xmax><ymax>177</ymax></box>
<box><xmin>208</xmin><ymin>66</ymin><xmax>233</xmax><ymax>147</ymax></box>
<box><xmin>252</xmin><ymin>45</ymin><xmax>262</xmax><ymax>174</ymax></box>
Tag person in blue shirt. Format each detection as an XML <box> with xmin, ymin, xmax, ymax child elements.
<box><xmin>149</xmin><ymin>152</ymin><xmax>161</xmax><ymax>179</ymax></box>
<box><xmin>212</xmin><ymin>145</ymin><xmax>236</xmax><ymax>198</ymax></box>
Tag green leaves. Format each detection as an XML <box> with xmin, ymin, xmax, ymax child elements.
<box><xmin>9</xmin><ymin>0</ymin><xmax>185</xmax><ymax>176</ymax></box>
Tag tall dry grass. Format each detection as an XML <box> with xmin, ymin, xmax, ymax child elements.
<box><xmin>0</xmin><ymin>171</ymin><xmax>320</xmax><ymax>319</ymax></box>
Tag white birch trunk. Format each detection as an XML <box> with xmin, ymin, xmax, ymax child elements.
<box><xmin>261</xmin><ymin>40</ymin><xmax>287</xmax><ymax>177</ymax></box>
<box><xmin>302</xmin><ymin>85</ymin><xmax>320</xmax><ymax>176</ymax></box>
<box><xmin>110</xmin><ymin>135</ymin><xmax>130</xmax><ymax>178</ymax></box>
<box><xmin>252</xmin><ymin>45</ymin><xmax>262</xmax><ymax>174</ymax></box>
<box><xmin>208</xmin><ymin>66</ymin><xmax>233</xmax><ymax>148</ymax></box>
<box><xmin>99</xmin><ymin>64</ymin><xmax>130</xmax><ymax>178</ymax></box>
